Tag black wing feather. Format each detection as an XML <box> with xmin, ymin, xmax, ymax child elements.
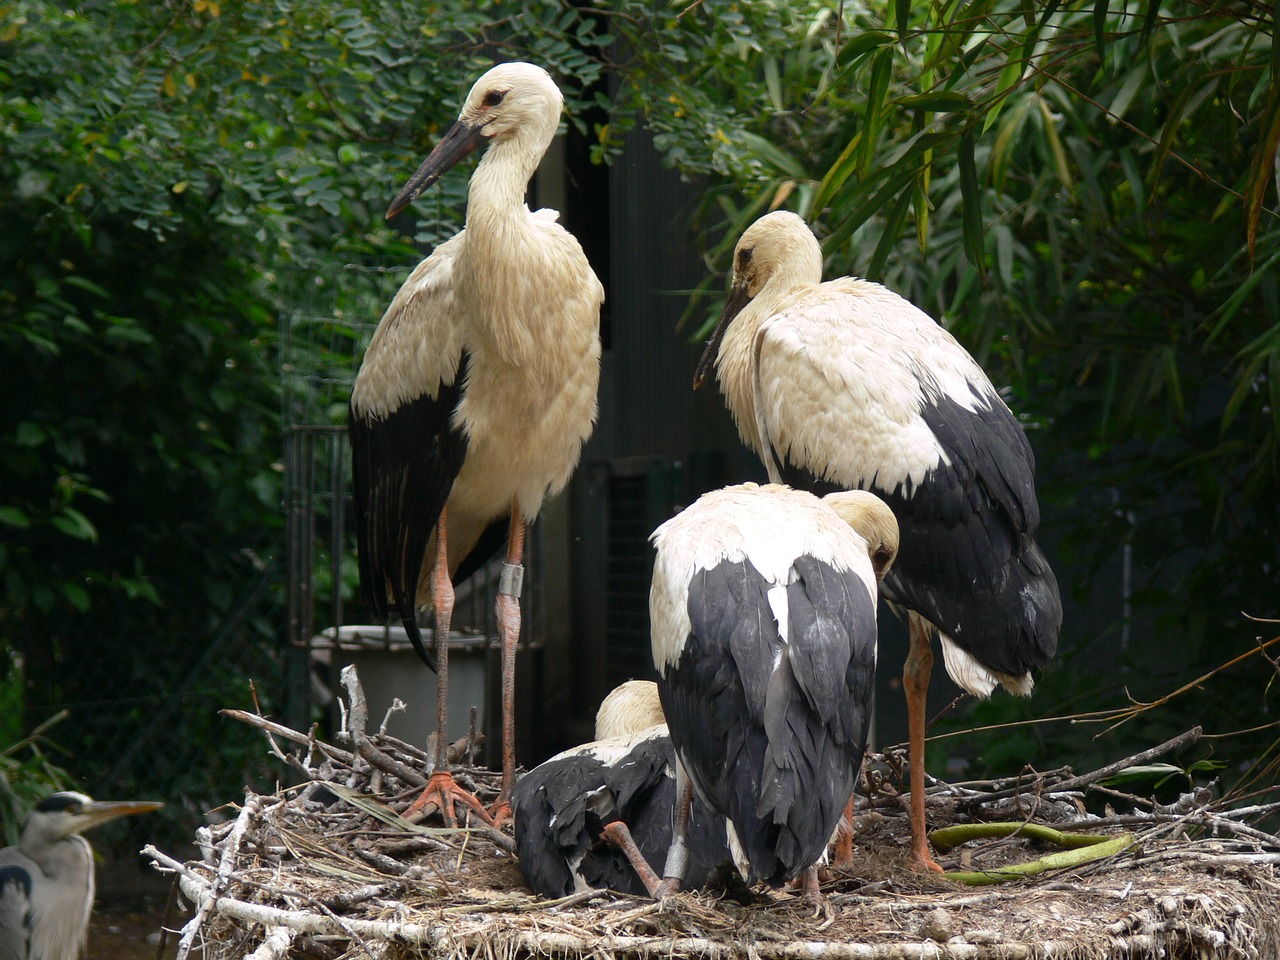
<box><xmin>348</xmin><ymin>351</ymin><xmax>472</xmax><ymax>670</ymax></box>
<box><xmin>512</xmin><ymin>735</ymin><xmax>730</xmax><ymax>898</ymax></box>
<box><xmin>777</xmin><ymin>386</ymin><xmax>1060</xmax><ymax>678</ymax></box>
<box><xmin>666</xmin><ymin>557</ymin><xmax>874</xmax><ymax>885</ymax></box>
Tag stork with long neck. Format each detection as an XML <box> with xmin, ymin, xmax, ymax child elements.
<box><xmin>694</xmin><ymin>211</ymin><xmax>1060</xmax><ymax>872</ymax></box>
<box><xmin>350</xmin><ymin>62</ymin><xmax>602</xmax><ymax>826</ymax></box>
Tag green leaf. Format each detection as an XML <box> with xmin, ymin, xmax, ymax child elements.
<box><xmin>857</xmin><ymin>48</ymin><xmax>894</xmax><ymax>179</ymax></box>
<box><xmin>0</xmin><ymin>507</ymin><xmax>31</xmax><ymax>529</ymax></box>
<box><xmin>958</xmin><ymin>130</ymin><xmax>986</xmax><ymax>273</ymax></box>
<box><xmin>896</xmin><ymin>90</ymin><xmax>972</xmax><ymax>112</ymax></box>
<box><xmin>868</xmin><ymin>183</ymin><xmax>914</xmax><ymax>280</ymax></box>
<box><xmin>736</xmin><ymin>132</ymin><xmax>806</xmax><ymax>180</ymax></box>
<box><xmin>1093</xmin><ymin>0</ymin><xmax>1111</xmax><ymax>69</ymax></box>
<box><xmin>836</xmin><ymin>31</ymin><xmax>894</xmax><ymax>67</ymax></box>
<box><xmin>15</xmin><ymin>421</ymin><xmax>47</xmax><ymax>446</ymax></box>
<box><xmin>49</xmin><ymin>508</ymin><xmax>97</xmax><ymax>543</ymax></box>
<box><xmin>61</xmin><ymin>582</ymin><xmax>91</xmax><ymax>612</ymax></box>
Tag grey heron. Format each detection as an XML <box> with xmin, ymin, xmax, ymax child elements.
<box><xmin>0</xmin><ymin>791</ymin><xmax>163</xmax><ymax>960</ymax></box>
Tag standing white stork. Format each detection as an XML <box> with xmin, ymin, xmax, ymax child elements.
<box><xmin>512</xmin><ymin>680</ymin><xmax>731</xmax><ymax>898</ymax></box>
<box><xmin>694</xmin><ymin>210</ymin><xmax>1061</xmax><ymax>872</ymax></box>
<box><xmin>0</xmin><ymin>792</ymin><xmax>163</xmax><ymax>960</ymax></box>
<box><xmin>648</xmin><ymin>483</ymin><xmax>898</xmax><ymax>899</ymax></box>
<box><xmin>349</xmin><ymin>62</ymin><xmax>603</xmax><ymax>827</ymax></box>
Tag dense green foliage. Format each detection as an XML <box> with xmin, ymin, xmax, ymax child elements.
<box><xmin>1</xmin><ymin>0</ymin><xmax>1276</xmax><ymax>821</ymax></box>
<box><xmin>0</xmin><ymin>0</ymin><xmax>610</xmax><ymax>816</ymax></box>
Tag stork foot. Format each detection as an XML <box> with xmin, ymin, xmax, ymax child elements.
<box><xmin>406</xmin><ymin>771</ymin><xmax>495</xmax><ymax>828</ymax></box>
<box><xmin>910</xmin><ymin>839</ymin><xmax>945</xmax><ymax>874</ymax></box>
<box><xmin>799</xmin><ymin>865</ymin><xmax>824</xmax><ymax>903</ymax></box>
<box><xmin>652</xmin><ymin>877</ymin><xmax>682</xmax><ymax>899</ymax></box>
<box><xmin>487</xmin><ymin>798</ymin><xmax>513</xmax><ymax>831</ymax></box>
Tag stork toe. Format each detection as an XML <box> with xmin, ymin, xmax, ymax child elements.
<box><xmin>406</xmin><ymin>771</ymin><xmax>495</xmax><ymax>828</ymax></box>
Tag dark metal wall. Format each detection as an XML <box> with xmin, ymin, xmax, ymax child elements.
<box><xmin>530</xmin><ymin>124</ymin><xmax>759</xmax><ymax>757</ymax></box>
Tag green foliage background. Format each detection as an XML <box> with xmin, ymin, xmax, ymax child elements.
<box><xmin>1</xmin><ymin>0</ymin><xmax>1277</xmax><ymax>839</ymax></box>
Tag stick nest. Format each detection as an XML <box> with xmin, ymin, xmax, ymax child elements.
<box><xmin>147</xmin><ymin>675</ymin><xmax>1280</xmax><ymax>960</ymax></box>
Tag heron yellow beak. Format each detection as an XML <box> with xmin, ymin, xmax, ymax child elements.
<box><xmin>64</xmin><ymin>799</ymin><xmax>164</xmax><ymax>837</ymax></box>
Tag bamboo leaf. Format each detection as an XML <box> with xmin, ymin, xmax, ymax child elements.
<box><xmin>897</xmin><ymin>90</ymin><xmax>973</xmax><ymax>112</ymax></box>
<box><xmin>1036</xmin><ymin>94</ymin><xmax>1074</xmax><ymax>190</ymax></box>
<box><xmin>983</xmin><ymin>60</ymin><xmax>1026</xmax><ymax>134</ymax></box>
<box><xmin>958</xmin><ymin>130</ymin><xmax>986</xmax><ymax>273</ymax></box>
<box><xmin>737</xmin><ymin>131</ymin><xmax>807</xmax><ymax>179</ymax></box>
<box><xmin>836</xmin><ymin>31</ymin><xmax>894</xmax><ymax>67</ymax></box>
<box><xmin>1093</xmin><ymin>0</ymin><xmax>1111</xmax><ymax>69</ymax></box>
<box><xmin>868</xmin><ymin>182</ymin><xmax>914</xmax><ymax>279</ymax></box>
<box><xmin>895</xmin><ymin>0</ymin><xmax>910</xmax><ymax>41</ymax></box>
<box><xmin>823</xmin><ymin>164</ymin><xmax>920</xmax><ymax>253</ymax></box>
<box><xmin>857</xmin><ymin>49</ymin><xmax>895</xmax><ymax>178</ymax></box>
<box><xmin>1244</xmin><ymin>42</ymin><xmax>1280</xmax><ymax>262</ymax></box>
<box><xmin>812</xmin><ymin>132</ymin><xmax>862</xmax><ymax>217</ymax></box>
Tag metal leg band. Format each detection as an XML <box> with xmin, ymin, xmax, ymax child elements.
<box><xmin>499</xmin><ymin>562</ymin><xmax>524</xmax><ymax>598</ymax></box>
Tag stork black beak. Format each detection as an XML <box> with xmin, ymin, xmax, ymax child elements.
<box><xmin>386</xmin><ymin>119</ymin><xmax>489</xmax><ymax>219</ymax></box>
<box><xmin>693</xmin><ymin>281</ymin><xmax>753</xmax><ymax>389</ymax></box>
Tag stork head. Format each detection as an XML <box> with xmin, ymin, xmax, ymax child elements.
<box><xmin>387</xmin><ymin>62</ymin><xmax>563</xmax><ymax>218</ymax></box>
<box><xmin>594</xmin><ymin>679</ymin><xmax>665</xmax><ymax>740</ymax></box>
<box><xmin>19</xmin><ymin>791</ymin><xmax>164</xmax><ymax>854</ymax></box>
<box><xmin>693</xmin><ymin>210</ymin><xmax>824</xmax><ymax>388</ymax></box>
<box><xmin>822</xmin><ymin>490</ymin><xmax>900</xmax><ymax>579</ymax></box>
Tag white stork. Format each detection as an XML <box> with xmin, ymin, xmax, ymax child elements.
<box><xmin>0</xmin><ymin>792</ymin><xmax>162</xmax><ymax>960</ymax></box>
<box><xmin>349</xmin><ymin>62</ymin><xmax>603</xmax><ymax>826</ymax></box>
<box><xmin>511</xmin><ymin>680</ymin><xmax>731</xmax><ymax>898</ymax></box>
<box><xmin>648</xmin><ymin>483</ymin><xmax>898</xmax><ymax>899</ymax></box>
<box><xmin>694</xmin><ymin>210</ymin><xmax>1061</xmax><ymax>871</ymax></box>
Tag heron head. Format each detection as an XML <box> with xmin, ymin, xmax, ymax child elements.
<box><xmin>21</xmin><ymin>791</ymin><xmax>164</xmax><ymax>850</ymax></box>
<box><xmin>386</xmin><ymin>62</ymin><xmax>562</xmax><ymax>218</ymax></box>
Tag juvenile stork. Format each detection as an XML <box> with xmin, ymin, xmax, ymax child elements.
<box><xmin>694</xmin><ymin>211</ymin><xmax>1061</xmax><ymax>871</ymax></box>
<box><xmin>512</xmin><ymin>680</ymin><xmax>731</xmax><ymax>898</ymax></box>
<box><xmin>648</xmin><ymin>483</ymin><xmax>898</xmax><ymax>899</ymax></box>
<box><xmin>0</xmin><ymin>792</ymin><xmax>163</xmax><ymax>960</ymax></box>
<box><xmin>350</xmin><ymin>62</ymin><xmax>603</xmax><ymax>826</ymax></box>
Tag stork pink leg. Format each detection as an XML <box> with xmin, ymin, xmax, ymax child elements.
<box><xmin>799</xmin><ymin>864</ymin><xmax>823</xmax><ymax>902</ymax></box>
<box><xmin>489</xmin><ymin>500</ymin><xmax>526</xmax><ymax>828</ymax></box>
<box><xmin>406</xmin><ymin>508</ymin><xmax>495</xmax><ymax>827</ymax></box>
<box><xmin>834</xmin><ymin>794</ymin><xmax>855</xmax><ymax>866</ymax></box>
<box><xmin>904</xmin><ymin>613</ymin><xmax>943</xmax><ymax>873</ymax></box>
<box><xmin>652</xmin><ymin>766</ymin><xmax>694</xmax><ymax>898</ymax></box>
<box><xmin>600</xmin><ymin>821</ymin><xmax>665</xmax><ymax>898</ymax></box>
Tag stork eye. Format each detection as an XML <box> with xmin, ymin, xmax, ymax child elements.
<box><xmin>873</xmin><ymin>546</ymin><xmax>893</xmax><ymax>574</ymax></box>
<box><xmin>738</xmin><ymin>248</ymin><xmax>754</xmax><ymax>269</ymax></box>
<box><xmin>483</xmin><ymin>90</ymin><xmax>506</xmax><ymax>107</ymax></box>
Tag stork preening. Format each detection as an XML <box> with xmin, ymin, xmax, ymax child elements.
<box><xmin>512</xmin><ymin>680</ymin><xmax>731</xmax><ymax>898</ymax></box>
<box><xmin>350</xmin><ymin>62</ymin><xmax>603</xmax><ymax>826</ymax></box>
<box><xmin>694</xmin><ymin>211</ymin><xmax>1061</xmax><ymax>872</ymax></box>
<box><xmin>648</xmin><ymin>483</ymin><xmax>898</xmax><ymax>899</ymax></box>
<box><xmin>0</xmin><ymin>792</ymin><xmax>163</xmax><ymax>960</ymax></box>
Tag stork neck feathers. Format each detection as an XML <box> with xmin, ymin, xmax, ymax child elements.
<box><xmin>714</xmin><ymin>212</ymin><xmax>824</xmax><ymax>456</ymax></box>
<box><xmin>466</xmin><ymin>132</ymin><xmax>549</xmax><ymax>223</ymax></box>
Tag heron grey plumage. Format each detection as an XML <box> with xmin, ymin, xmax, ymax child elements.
<box><xmin>0</xmin><ymin>791</ymin><xmax>162</xmax><ymax>960</ymax></box>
